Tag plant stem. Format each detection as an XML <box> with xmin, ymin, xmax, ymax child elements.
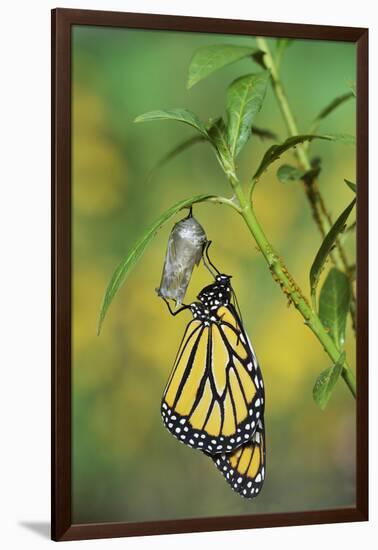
<box><xmin>256</xmin><ymin>37</ymin><xmax>356</xmax><ymax>329</ymax></box>
<box><xmin>229</xmin><ymin>175</ymin><xmax>356</xmax><ymax>399</ymax></box>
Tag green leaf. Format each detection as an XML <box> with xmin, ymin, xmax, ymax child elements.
<box><xmin>226</xmin><ymin>72</ymin><xmax>269</xmax><ymax>157</ymax></box>
<box><xmin>253</xmin><ymin>133</ymin><xmax>354</xmax><ymax>180</ymax></box>
<box><xmin>146</xmin><ymin>135</ymin><xmax>206</xmax><ymax>183</ymax></box>
<box><xmin>277</xmin><ymin>164</ymin><xmax>306</xmax><ymax>183</ymax></box>
<box><xmin>319</xmin><ymin>268</ymin><xmax>351</xmax><ymax>348</ymax></box>
<box><xmin>187</xmin><ymin>44</ymin><xmax>260</xmax><ymax>89</ymax></box>
<box><xmin>322</xmin><ymin>133</ymin><xmax>356</xmax><ymax>145</ymax></box>
<box><xmin>344</xmin><ymin>179</ymin><xmax>357</xmax><ymax>193</ymax></box>
<box><xmin>208</xmin><ymin>117</ymin><xmax>236</xmax><ymax>176</ymax></box>
<box><xmin>134</xmin><ymin>109</ymin><xmax>209</xmax><ymax>137</ymax></box>
<box><xmin>313</xmin><ymin>351</ymin><xmax>345</xmax><ymax>410</ymax></box>
<box><xmin>310</xmin><ymin>199</ymin><xmax>356</xmax><ymax>300</ymax></box>
<box><xmin>252</xmin><ymin>126</ymin><xmax>278</xmax><ymax>141</ymax></box>
<box><xmin>97</xmin><ymin>194</ymin><xmax>215</xmax><ymax>335</ymax></box>
<box><xmin>313</xmin><ymin>92</ymin><xmax>354</xmax><ymax>123</ymax></box>
<box><xmin>348</xmin><ymin>264</ymin><xmax>356</xmax><ymax>281</ymax></box>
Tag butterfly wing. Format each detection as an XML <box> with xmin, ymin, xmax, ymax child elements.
<box><xmin>215</xmin><ymin>304</ymin><xmax>265</xmax><ymax>443</ymax></box>
<box><xmin>212</xmin><ymin>419</ymin><xmax>266</xmax><ymax>499</ymax></box>
<box><xmin>161</xmin><ymin>304</ymin><xmax>264</xmax><ymax>454</ymax></box>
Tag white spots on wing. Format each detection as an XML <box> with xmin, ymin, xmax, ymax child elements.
<box><xmin>255</xmin><ymin>473</ymin><xmax>262</xmax><ymax>483</ymax></box>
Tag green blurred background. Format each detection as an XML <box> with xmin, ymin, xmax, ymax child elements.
<box><xmin>72</xmin><ymin>26</ymin><xmax>356</xmax><ymax>524</ymax></box>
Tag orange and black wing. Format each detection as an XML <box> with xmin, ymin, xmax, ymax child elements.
<box><xmin>161</xmin><ymin>305</ymin><xmax>264</xmax><ymax>454</ymax></box>
<box><xmin>212</xmin><ymin>419</ymin><xmax>266</xmax><ymax>498</ymax></box>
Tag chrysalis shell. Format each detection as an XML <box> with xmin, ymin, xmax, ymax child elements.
<box><xmin>156</xmin><ymin>214</ymin><xmax>207</xmax><ymax>306</ymax></box>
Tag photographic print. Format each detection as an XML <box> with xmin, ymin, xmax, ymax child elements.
<box><xmin>52</xmin><ymin>9</ymin><xmax>368</xmax><ymax>541</ymax></box>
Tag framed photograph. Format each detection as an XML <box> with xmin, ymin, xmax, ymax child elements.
<box><xmin>52</xmin><ymin>8</ymin><xmax>368</xmax><ymax>542</ymax></box>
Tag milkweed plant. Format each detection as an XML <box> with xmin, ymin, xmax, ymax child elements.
<box><xmin>98</xmin><ymin>37</ymin><xmax>357</xmax><ymax>410</ymax></box>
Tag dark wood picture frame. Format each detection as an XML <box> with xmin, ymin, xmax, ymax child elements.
<box><xmin>51</xmin><ymin>7</ymin><xmax>368</xmax><ymax>542</ymax></box>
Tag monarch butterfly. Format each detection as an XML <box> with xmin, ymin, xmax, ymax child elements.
<box><xmin>160</xmin><ymin>244</ymin><xmax>265</xmax><ymax>489</ymax></box>
<box><xmin>211</xmin><ymin>419</ymin><xmax>266</xmax><ymax>499</ymax></box>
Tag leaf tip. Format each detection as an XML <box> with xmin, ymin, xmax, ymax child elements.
<box><xmin>186</xmin><ymin>78</ymin><xmax>195</xmax><ymax>90</ymax></box>
<box><xmin>97</xmin><ymin>310</ymin><xmax>105</xmax><ymax>336</ymax></box>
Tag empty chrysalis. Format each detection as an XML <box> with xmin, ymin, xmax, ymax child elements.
<box><xmin>156</xmin><ymin>209</ymin><xmax>207</xmax><ymax>307</ymax></box>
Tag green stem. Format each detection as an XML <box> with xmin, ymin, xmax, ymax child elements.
<box><xmin>229</xmin><ymin>175</ymin><xmax>356</xmax><ymax>399</ymax></box>
<box><xmin>256</xmin><ymin>37</ymin><xmax>356</xmax><ymax>329</ymax></box>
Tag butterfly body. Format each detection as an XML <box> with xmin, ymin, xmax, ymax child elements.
<box><xmin>161</xmin><ymin>274</ymin><xmax>264</xmax><ymax>456</ymax></box>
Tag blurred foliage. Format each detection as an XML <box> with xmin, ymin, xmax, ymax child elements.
<box><xmin>72</xmin><ymin>26</ymin><xmax>356</xmax><ymax>524</ymax></box>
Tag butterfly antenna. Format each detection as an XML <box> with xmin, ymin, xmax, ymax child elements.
<box><xmin>202</xmin><ymin>241</ymin><xmax>221</xmax><ymax>277</ymax></box>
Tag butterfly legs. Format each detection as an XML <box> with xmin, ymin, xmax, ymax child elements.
<box><xmin>162</xmin><ymin>297</ymin><xmax>189</xmax><ymax>317</ymax></box>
